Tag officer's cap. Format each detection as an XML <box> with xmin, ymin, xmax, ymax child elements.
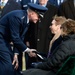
<box><xmin>28</xmin><ymin>3</ymin><xmax>48</xmax><ymax>17</ymax></box>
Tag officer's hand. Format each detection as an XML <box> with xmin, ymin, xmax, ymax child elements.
<box><xmin>26</xmin><ymin>49</ymin><xmax>37</xmax><ymax>57</ymax></box>
<box><xmin>12</xmin><ymin>54</ymin><xmax>18</xmax><ymax>70</ymax></box>
<box><xmin>28</xmin><ymin>49</ymin><xmax>37</xmax><ymax>57</ymax></box>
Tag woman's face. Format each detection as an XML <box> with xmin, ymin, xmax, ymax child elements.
<box><xmin>49</xmin><ymin>20</ymin><xmax>61</xmax><ymax>34</ymax></box>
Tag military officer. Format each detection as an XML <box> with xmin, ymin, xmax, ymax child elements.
<box><xmin>0</xmin><ymin>3</ymin><xmax>47</xmax><ymax>75</ymax></box>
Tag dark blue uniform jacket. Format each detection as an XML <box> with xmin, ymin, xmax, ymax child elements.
<box><xmin>0</xmin><ymin>10</ymin><xmax>29</xmax><ymax>75</ymax></box>
<box><xmin>0</xmin><ymin>10</ymin><xmax>29</xmax><ymax>54</ymax></box>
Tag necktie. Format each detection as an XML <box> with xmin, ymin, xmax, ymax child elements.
<box><xmin>22</xmin><ymin>52</ymin><xmax>26</xmax><ymax>71</ymax></box>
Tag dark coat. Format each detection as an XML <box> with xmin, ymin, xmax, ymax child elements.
<box><xmin>0</xmin><ymin>10</ymin><xmax>28</xmax><ymax>75</ymax></box>
<box><xmin>48</xmin><ymin>0</ymin><xmax>58</xmax><ymax>7</ymax></box>
<box><xmin>36</xmin><ymin>34</ymin><xmax>75</xmax><ymax>73</ymax></box>
<box><xmin>23</xmin><ymin>69</ymin><xmax>55</xmax><ymax>75</ymax></box>
<box><xmin>58</xmin><ymin>0</ymin><xmax>75</xmax><ymax>20</ymax></box>
<box><xmin>47</xmin><ymin>36</ymin><xmax>62</xmax><ymax>57</ymax></box>
<box><xmin>0</xmin><ymin>0</ymin><xmax>22</xmax><ymax>18</ymax></box>
<box><xmin>21</xmin><ymin>0</ymin><xmax>31</xmax><ymax>5</ymax></box>
<box><xmin>21</xmin><ymin>0</ymin><xmax>38</xmax><ymax>5</ymax></box>
<box><xmin>50</xmin><ymin>36</ymin><xmax>62</xmax><ymax>54</ymax></box>
<box><xmin>23</xmin><ymin>34</ymin><xmax>75</xmax><ymax>75</ymax></box>
<box><xmin>24</xmin><ymin>22</ymin><xmax>37</xmax><ymax>49</ymax></box>
<box><xmin>36</xmin><ymin>2</ymin><xmax>58</xmax><ymax>54</ymax></box>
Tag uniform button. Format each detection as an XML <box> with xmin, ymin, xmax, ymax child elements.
<box><xmin>39</xmin><ymin>20</ymin><xmax>41</xmax><ymax>22</ymax></box>
<box><xmin>37</xmin><ymin>39</ymin><xmax>40</xmax><ymax>41</ymax></box>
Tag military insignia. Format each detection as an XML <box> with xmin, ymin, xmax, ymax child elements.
<box><xmin>23</xmin><ymin>5</ymin><xmax>27</xmax><ymax>7</ymax></box>
<box><xmin>39</xmin><ymin>14</ymin><xmax>44</xmax><ymax>18</ymax></box>
<box><xmin>21</xmin><ymin>16</ymin><xmax>25</xmax><ymax>19</ymax></box>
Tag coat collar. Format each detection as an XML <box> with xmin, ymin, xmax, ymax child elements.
<box><xmin>63</xmin><ymin>34</ymin><xmax>75</xmax><ymax>41</ymax></box>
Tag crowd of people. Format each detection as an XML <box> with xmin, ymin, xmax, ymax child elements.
<box><xmin>0</xmin><ymin>0</ymin><xmax>75</xmax><ymax>75</ymax></box>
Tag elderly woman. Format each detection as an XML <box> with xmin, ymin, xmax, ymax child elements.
<box><xmin>23</xmin><ymin>19</ymin><xmax>75</xmax><ymax>75</ymax></box>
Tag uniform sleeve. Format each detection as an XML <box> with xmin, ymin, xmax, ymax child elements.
<box><xmin>36</xmin><ymin>43</ymin><xmax>70</xmax><ymax>70</ymax></box>
<box><xmin>9</xmin><ymin>16</ymin><xmax>27</xmax><ymax>52</ymax></box>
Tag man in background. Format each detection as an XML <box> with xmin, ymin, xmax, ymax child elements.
<box><xmin>58</xmin><ymin>0</ymin><xmax>75</xmax><ymax>20</ymax></box>
<box><xmin>0</xmin><ymin>0</ymin><xmax>22</xmax><ymax>18</ymax></box>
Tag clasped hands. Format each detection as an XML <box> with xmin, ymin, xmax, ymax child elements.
<box><xmin>25</xmin><ymin>48</ymin><xmax>37</xmax><ymax>57</ymax></box>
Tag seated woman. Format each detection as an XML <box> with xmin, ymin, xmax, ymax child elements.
<box><xmin>23</xmin><ymin>18</ymin><xmax>75</xmax><ymax>75</ymax></box>
<box><xmin>47</xmin><ymin>15</ymin><xmax>66</xmax><ymax>57</ymax></box>
<box><xmin>31</xmin><ymin>16</ymin><xmax>66</xmax><ymax>64</ymax></box>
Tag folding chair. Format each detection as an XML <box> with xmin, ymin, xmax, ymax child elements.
<box><xmin>56</xmin><ymin>56</ymin><xmax>75</xmax><ymax>75</ymax></box>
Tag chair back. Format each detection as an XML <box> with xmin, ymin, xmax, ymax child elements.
<box><xmin>56</xmin><ymin>56</ymin><xmax>75</xmax><ymax>75</ymax></box>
